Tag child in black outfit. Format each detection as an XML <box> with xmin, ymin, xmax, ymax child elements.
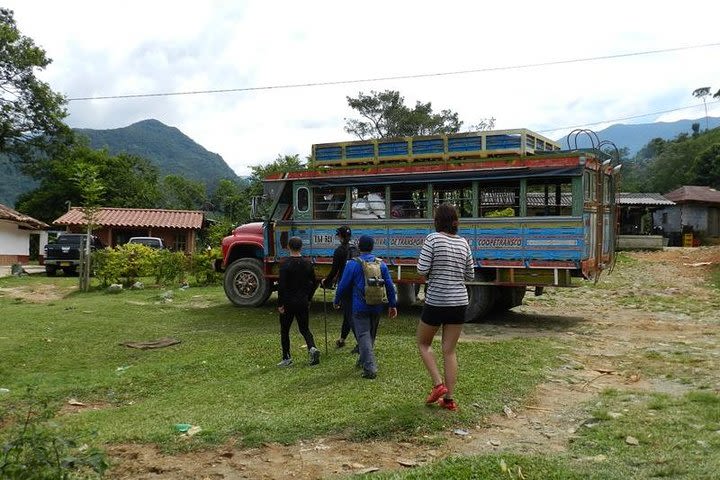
<box><xmin>277</xmin><ymin>236</ymin><xmax>320</xmax><ymax>367</ymax></box>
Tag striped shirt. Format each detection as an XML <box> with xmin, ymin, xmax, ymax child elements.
<box><xmin>417</xmin><ymin>232</ymin><xmax>475</xmax><ymax>307</ymax></box>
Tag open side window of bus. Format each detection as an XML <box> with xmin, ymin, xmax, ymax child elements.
<box><xmin>313</xmin><ymin>186</ymin><xmax>347</xmax><ymax>220</ymax></box>
<box><xmin>433</xmin><ymin>182</ymin><xmax>473</xmax><ymax>218</ymax></box>
<box><xmin>526</xmin><ymin>179</ymin><xmax>573</xmax><ymax>217</ymax></box>
<box><xmin>389</xmin><ymin>183</ymin><xmax>429</xmax><ymax>218</ymax></box>
<box><xmin>478</xmin><ymin>181</ymin><xmax>520</xmax><ymax>218</ymax></box>
<box><xmin>351</xmin><ymin>186</ymin><xmax>386</xmax><ymax>219</ymax></box>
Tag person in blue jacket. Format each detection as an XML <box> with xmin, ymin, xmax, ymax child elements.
<box><xmin>334</xmin><ymin>234</ymin><xmax>397</xmax><ymax>379</ymax></box>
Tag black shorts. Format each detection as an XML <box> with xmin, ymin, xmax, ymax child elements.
<box><xmin>421</xmin><ymin>304</ymin><xmax>467</xmax><ymax>327</ymax></box>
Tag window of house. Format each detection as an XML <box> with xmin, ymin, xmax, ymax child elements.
<box><xmin>313</xmin><ymin>187</ymin><xmax>347</xmax><ymax>219</ymax></box>
<box><xmin>526</xmin><ymin>179</ymin><xmax>573</xmax><ymax>216</ymax></box>
<box><xmin>389</xmin><ymin>184</ymin><xmax>428</xmax><ymax>218</ymax></box>
<box><xmin>350</xmin><ymin>186</ymin><xmax>386</xmax><ymax>219</ymax></box>
<box><xmin>433</xmin><ymin>182</ymin><xmax>473</xmax><ymax>217</ymax></box>
<box><xmin>662</xmin><ymin>213</ymin><xmax>668</xmax><ymax>224</ymax></box>
<box><xmin>478</xmin><ymin>182</ymin><xmax>520</xmax><ymax>217</ymax></box>
<box><xmin>174</xmin><ymin>232</ymin><xmax>187</xmax><ymax>252</ymax></box>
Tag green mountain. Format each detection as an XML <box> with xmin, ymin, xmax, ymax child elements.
<box><xmin>0</xmin><ymin>156</ymin><xmax>36</xmax><ymax>208</ymax></box>
<box><xmin>75</xmin><ymin>119</ymin><xmax>239</xmax><ymax>190</ymax></box>
<box><xmin>557</xmin><ymin>116</ymin><xmax>720</xmax><ymax>154</ymax></box>
<box><xmin>0</xmin><ymin>119</ymin><xmax>240</xmax><ymax>208</ymax></box>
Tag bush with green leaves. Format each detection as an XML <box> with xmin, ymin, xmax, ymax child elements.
<box><xmin>0</xmin><ymin>399</ymin><xmax>108</xmax><ymax>479</ymax></box>
<box><xmin>93</xmin><ymin>245</ymin><xmax>221</xmax><ymax>287</ymax></box>
<box><xmin>186</xmin><ymin>247</ymin><xmax>222</xmax><ymax>285</ymax></box>
<box><xmin>148</xmin><ymin>248</ymin><xmax>186</xmax><ymax>286</ymax></box>
<box><xmin>92</xmin><ymin>244</ymin><xmax>155</xmax><ymax>287</ymax></box>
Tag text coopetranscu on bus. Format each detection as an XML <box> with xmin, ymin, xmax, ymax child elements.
<box><xmin>219</xmin><ymin>128</ymin><xmax>619</xmax><ymax>322</ymax></box>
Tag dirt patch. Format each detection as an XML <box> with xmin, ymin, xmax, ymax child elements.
<box><xmin>104</xmin><ymin>247</ymin><xmax>720</xmax><ymax>479</ymax></box>
<box><xmin>0</xmin><ymin>283</ymin><xmax>75</xmax><ymax>303</ymax></box>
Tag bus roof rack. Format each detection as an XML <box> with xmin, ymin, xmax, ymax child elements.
<box><xmin>311</xmin><ymin>128</ymin><xmax>561</xmax><ymax>167</ymax></box>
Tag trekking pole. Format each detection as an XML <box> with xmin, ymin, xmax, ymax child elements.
<box><xmin>323</xmin><ymin>285</ymin><xmax>328</xmax><ymax>355</ymax></box>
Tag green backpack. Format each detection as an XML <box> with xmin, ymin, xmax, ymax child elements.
<box><xmin>355</xmin><ymin>257</ymin><xmax>386</xmax><ymax>305</ymax></box>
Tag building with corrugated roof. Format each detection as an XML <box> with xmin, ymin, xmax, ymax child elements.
<box><xmin>653</xmin><ymin>186</ymin><xmax>720</xmax><ymax>241</ymax></box>
<box><xmin>52</xmin><ymin>207</ymin><xmax>207</xmax><ymax>253</ymax></box>
<box><xmin>618</xmin><ymin>193</ymin><xmax>675</xmax><ymax>235</ymax></box>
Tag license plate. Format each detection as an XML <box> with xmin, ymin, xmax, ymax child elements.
<box><xmin>60</xmin><ymin>262</ymin><xmax>71</xmax><ymax>267</ymax></box>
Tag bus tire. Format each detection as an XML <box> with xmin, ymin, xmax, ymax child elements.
<box><xmin>465</xmin><ymin>284</ymin><xmax>496</xmax><ymax>323</ymax></box>
<box><xmin>223</xmin><ymin>258</ymin><xmax>271</xmax><ymax>307</ymax></box>
<box><xmin>494</xmin><ymin>286</ymin><xmax>526</xmax><ymax>312</ymax></box>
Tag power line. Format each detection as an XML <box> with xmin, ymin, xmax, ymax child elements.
<box><xmin>67</xmin><ymin>41</ymin><xmax>720</xmax><ymax>101</ymax></box>
<box><xmin>537</xmin><ymin>100</ymin><xmax>720</xmax><ymax>134</ymax></box>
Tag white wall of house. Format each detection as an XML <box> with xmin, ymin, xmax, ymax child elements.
<box><xmin>653</xmin><ymin>207</ymin><xmax>682</xmax><ymax>233</ymax></box>
<box><xmin>653</xmin><ymin>205</ymin><xmax>713</xmax><ymax>233</ymax></box>
<box><xmin>0</xmin><ymin>220</ymin><xmax>30</xmax><ymax>256</ymax></box>
<box><xmin>681</xmin><ymin>205</ymin><xmax>708</xmax><ymax>232</ymax></box>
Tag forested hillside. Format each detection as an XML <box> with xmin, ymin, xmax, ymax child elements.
<box><xmin>75</xmin><ymin>119</ymin><xmax>239</xmax><ymax>191</ymax></box>
<box><xmin>621</xmin><ymin>126</ymin><xmax>720</xmax><ymax>193</ymax></box>
<box><xmin>567</xmin><ymin>117</ymin><xmax>720</xmax><ymax>155</ymax></box>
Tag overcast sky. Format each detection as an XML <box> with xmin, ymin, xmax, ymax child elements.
<box><xmin>5</xmin><ymin>0</ymin><xmax>720</xmax><ymax>175</ymax></box>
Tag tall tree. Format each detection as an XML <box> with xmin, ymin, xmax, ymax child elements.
<box><xmin>344</xmin><ymin>90</ymin><xmax>462</xmax><ymax>139</ymax></box>
<box><xmin>692</xmin><ymin>87</ymin><xmax>711</xmax><ymax>131</ymax></box>
<box><xmin>0</xmin><ymin>8</ymin><xmax>70</xmax><ymax>161</ymax></box>
<box><xmin>159</xmin><ymin>175</ymin><xmax>208</xmax><ymax>210</ymax></box>
<box><xmin>16</xmin><ymin>143</ymin><xmax>161</xmax><ymax>223</ymax></box>
<box><xmin>692</xmin><ymin>144</ymin><xmax>720</xmax><ymax>189</ymax></box>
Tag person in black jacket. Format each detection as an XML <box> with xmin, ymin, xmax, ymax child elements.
<box><xmin>277</xmin><ymin>236</ymin><xmax>320</xmax><ymax>367</ymax></box>
<box><xmin>320</xmin><ymin>225</ymin><xmax>357</xmax><ymax>349</ymax></box>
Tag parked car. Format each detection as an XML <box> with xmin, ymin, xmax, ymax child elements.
<box><xmin>127</xmin><ymin>237</ymin><xmax>165</xmax><ymax>249</ymax></box>
<box><xmin>44</xmin><ymin>234</ymin><xmax>105</xmax><ymax>276</ymax></box>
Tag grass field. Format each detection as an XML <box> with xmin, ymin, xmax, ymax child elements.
<box><xmin>2</xmin><ymin>251</ymin><xmax>719</xmax><ymax>480</ymax></box>
<box><xmin>0</xmin><ymin>276</ymin><xmax>556</xmax><ymax>451</ymax></box>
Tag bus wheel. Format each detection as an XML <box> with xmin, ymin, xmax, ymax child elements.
<box><xmin>223</xmin><ymin>258</ymin><xmax>271</xmax><ymax>307</ymax></box>
<box><xmin>465</xmin><ymin>285</ymin><xmax>496</xmax><ymax>323</ymax></box>
<box><xmin>493</xmin><ymin>286</ymin><xmax>526</xmax><ymax>312</ymax></box>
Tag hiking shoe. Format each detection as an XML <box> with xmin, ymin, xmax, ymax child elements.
<box><xmin>426</xmin><ymin>383</ymin><xmax>449</xmax><ymax>404</ymax></box>
<box><xmin>277</xmin><ymin>358</ymin><xmax>293</xmax><ymax>367</ymax></box>
<box><xmin>309</xmin><ymin>347</ymin><xmax>320</xmax><ymax>365</ymax></box>
<box><xmin>335</xmin><ymin>338</ymin><xmax>346</xmax><ymax>348</ymax></box>
<box><xmin>438</xmin><ymin>398</ymin><xmax>458</xmax><ymax>411</ymax></box>
<box><xmin>361</xmin><ymin>370</ymin><xmax>377</xmax><ymax>379</ymax></box>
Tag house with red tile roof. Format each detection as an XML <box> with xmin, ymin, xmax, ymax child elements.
<box><xmin>0</xmin><ymin>203</ymin><xmax>49</xmax><ymax>265</ymax></box>
<box><xmin>52</xmin><ymin>207</ymin><xmax>207</xmax><ymax>253</ymax></box>
<box><xmin>653</xmin><ymin>186</ymin><xmax>720</xmax><ymax>243</ymax></box>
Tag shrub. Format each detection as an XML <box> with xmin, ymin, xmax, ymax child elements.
<box><xmin>92</xmin><ymin>244</ymin><xmax>155</xmax><ymax>287</ymax></box>
<box><xmin>0</xmin><ymin>399</ymin><xmax>108</xmax><ymax>479</ymax></box>
<box><xmin>186</xmin><ymin>247</ymin><xmax>222</xmax><ymax>285</ymax></box>
<box><xmin>149</xmin><ymin>249</ymin><xmax>186</xmax><ymax>286</ymax></box>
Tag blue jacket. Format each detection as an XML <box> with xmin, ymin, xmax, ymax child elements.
<box><xmin>334</xmin><ymin>253</ymin><xmax>397</xmax><ymax>314</ymax></box>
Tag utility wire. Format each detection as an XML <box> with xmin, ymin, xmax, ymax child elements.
<box><xmin>537</xmin><ymin>100</ymin><xmax>720</xmax><ymax>134</ymax></box>
<box><xmin>67</xmin><ymin>41</ymin><xmax>720</xmax><ymax>101</ymax></box>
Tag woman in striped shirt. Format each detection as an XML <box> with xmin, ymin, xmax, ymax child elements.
<box><xmin>416</xmin><ymin>203</ymin><xmax>475</xmax><ymax>411</ymax></box>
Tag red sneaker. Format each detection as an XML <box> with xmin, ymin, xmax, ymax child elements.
<box><xmin>425</xmin><ymin>383</ymin><xmax>449</xmax><ymax>404</ymax></box>
<box><xmin>438</xmin><ymin>398</ymin><xmax>458</xmax><ymax>411</ymax></box>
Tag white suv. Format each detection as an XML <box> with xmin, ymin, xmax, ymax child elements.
<box><xmin>127</xmin><ymin>237</ymin><xmax>165</xmax><ymax>249</ymax></box>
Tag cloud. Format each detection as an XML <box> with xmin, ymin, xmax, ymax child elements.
<box><xmin>5</xmin><ymin>0</ymin><xmax>720</xmax><ymax>175</ymax></box>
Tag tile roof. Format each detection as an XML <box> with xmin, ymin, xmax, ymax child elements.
<box><xmin>0</xmin><ymin>203</ymin><xmax>48</xmax><ymax>230</ymax></box>
<box><xmin>53</xmin><ymin>207</ymin><xmax>204</xmax><ymax>229</ymax></box>
<box><xmin>663</xmin><ymin>186</ymin><xmax>720</xmax><ymax>204</ymax></box>
<box><xmin>618</xmin><ymin>192</ymin><xmax>675</xmax><ymax>206</ymax></box>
